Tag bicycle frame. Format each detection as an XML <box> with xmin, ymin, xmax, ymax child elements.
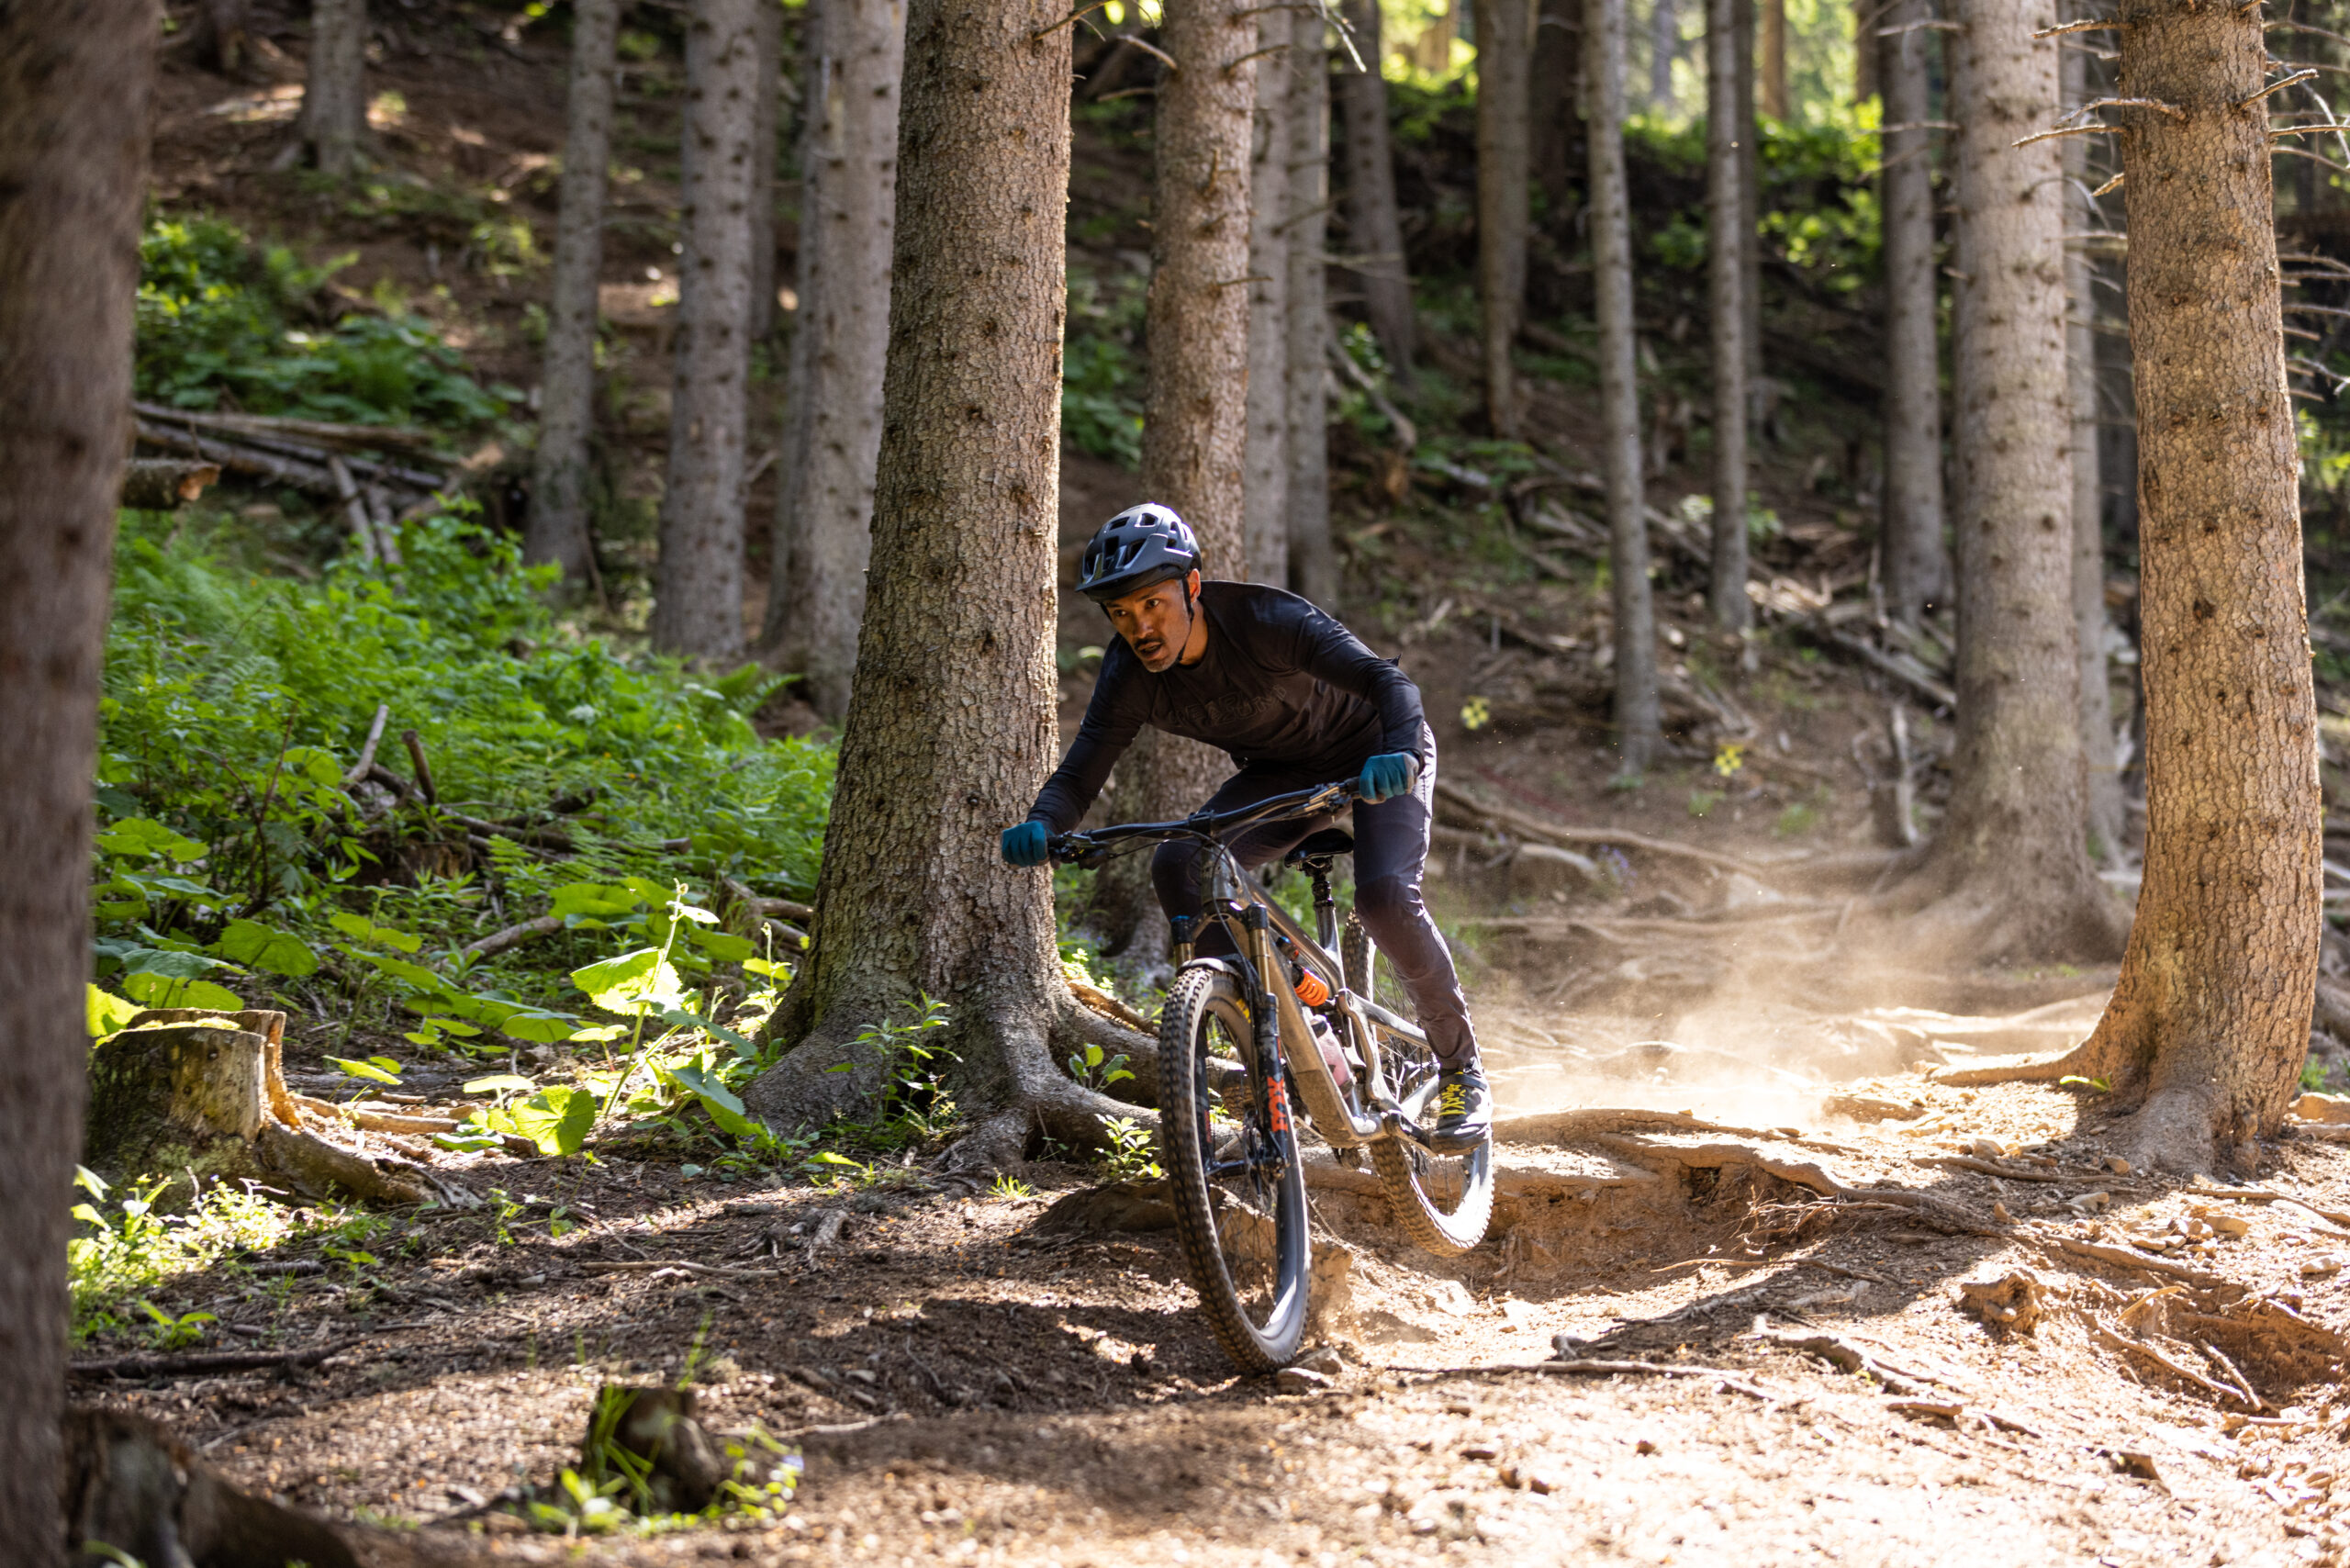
<box><xmin>1052</xmin><ymin>781</ymin><xmax>1445</xmax><ymax>1155</ymax></box>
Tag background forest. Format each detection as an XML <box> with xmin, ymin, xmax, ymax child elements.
<box><xmin>9</xmin><ymin>0</ymin><xmax>2350</xmax><ymax>1559</ymax></box>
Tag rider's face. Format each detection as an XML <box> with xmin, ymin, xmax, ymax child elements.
<box><xmin>1102</xmin><ymin>569</ymin><xmax>1203</xmax><ymax>673</ymax></box>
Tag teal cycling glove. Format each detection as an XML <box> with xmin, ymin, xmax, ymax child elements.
<box><xmin>1358</xmin><ymin>752</ymin><xmax>1419</xmax><ymax>803</ymax></box>
<box><xmin>1002</xmin><ymin>822</ymin><xmax>1051</xmax><ymax>868</ymax></box>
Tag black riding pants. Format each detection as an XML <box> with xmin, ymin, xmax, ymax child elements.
<box><xmin>1147</xmin><ymin>726</ymin><xmax>1478</xmax><ymax>1068</ymax></box>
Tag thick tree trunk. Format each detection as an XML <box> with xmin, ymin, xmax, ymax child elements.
<box><xmin>1337</xmin><ymin>0</ymin><xmax>1416</xmax><ymax>376</ymax></box>
<box><xmin>1705</xmin><ymin>0</ymin><xmax>1750</xmax><ymax>631</ymax></box>
<box><xmin>0</xmin><ymin>4</ymin><xmax>153</xmax><ymax>1556</ymax></box>
<box><xmin>1588</xmin><ymin>0</ymin><xmax>1661</xmax><ymax>775</ymax></box>
<box><xmin>1904</xmin><ymin>0</ymin><xmax>2116</xmax><ymax>960</ymax></box>
<box><xmin>2064</xmin><ymin>34</ymin><xmax>2125</xmax><ymax>864</ymax></box>
<box><xmin>1288</xmin><ymin>9</ymin><xmax>1337</xmax><ymax>608</ymax></box>
<box><xmin>1089</xmin><ymin>0</ymin><xmax>1259</xmax><ymax>958</ymax></box>
<box><xmin>743</xmin><ymin>0</ymin><xmax>1144</xmax><ymax>1164</ymax></box>
<box><xmin>1761</xmin><ymin>0</ymin><xmax>1787</xmax><ymax>118</ymax></box>
<box><xmin>527</xmin><ymin>0</ymin><xmax>621</xmax><ymax>586</ymax></box>
<box><xmin>1953</xmin><ymin>0</ymin><xmax>2320</xmax><ymax>1170</ymax></box>
<box><xmin>758</xmin><ymin>0</ymin><xmax>904</xmax><ymax>716</ymax></box>
<box><xmin>1473</xmin><ymin>0</ymin><xmax>1532</xmax><ymax>436</ymax></box>
<box><xmin>1878</xmin><ymin>0</ymin><xmax>1951</xmax><ymax>621</ymax></box>
<box><xmin>1650</xmin><ymin>0</ymin><xmax>1679</xmax><ymax>105</ymax></box>
<box><xmin>652</xmin><ymin>0</ymin><xmax>763</xmax><ymax>662</ymax></box>
<box><xmin>748</xmin><ymin>0</ymin><xmax>782</xmax><ymax>344</ymax></box>
<box><xmin>1243</xmin><ymin>3</ymin><xmax>1293</xmax><ymax>589</ymax></box>
<box><xmin>1853</xmin><ymin>0</ymin><xmax>1877</xmax><ymax>103</ymax></box>
<box><xmin>1531</xmin><ymin>0</ymin><xmax>1584</xmax><ymax>218</ymax></box>
<box><xmin>301</xmin><ymin>0</ymin><xmax>368</xmax><ymax>174</ymax></box>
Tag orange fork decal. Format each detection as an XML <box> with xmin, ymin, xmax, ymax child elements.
<box><xmin>1266</xmin><ymin>1073</ymin><xmax>1292</xmax><ymax>1135</ymax></box>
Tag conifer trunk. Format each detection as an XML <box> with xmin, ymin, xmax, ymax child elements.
<box><xmin>1473</xmin><ymin>0</ymin><xmax>1532</xmax><ymax>436</ymax></box>
<box><xmin>528</xmin><ymin>0</ymin><xmax>621</xmax><ymax>586</ymax></box>
<box><xmin>1760</xmin><ymin>0</ymin><xmax>1787</xmax><ymax>118</ymax></box>
<box><xmin>1243</xmin><ymin>4</ymin><xmax>1293</xmax><ymax>589</ymax></box>
<box><xmin>759</xmin><ymin>0</ymin><xmax>904</xmax><ymax>716</ymax></box>
<box><xmin>1089</xmin><ymin>0</ymin><xmax>1259</xmax><ymax>959</ymax></box>
<box><xmin>1705</xmin><ymin>0</ymin><xmax>1750</xmax><ymax>631</ymax></box>
<box><xmin>1905</xmin><ymin>0</ymin><xmax>2116</xmax><ymax>959</ymax></box>
<box><xmin>1288</xmin><ymin>9</ymin><xmax>1337</xmax><ymax>608</ymax></box>
<box><xmin>1878</xmin><ymin>0</ymin><xmax>1951</xmax><ymax>621</ymax></box>
<box><xmin>652</xmin><ymin>0</ymin><xmax>763</xmax><ymax>662</ymax></box>
<box><xmin>748</xmin><ymin>0</ymin><xmax>782</xmax><ymax>344</ymax></box>
<box><xmin>743</xmin><ymin>0</ymin><xmax>1144</xmax><ymax>1163</ymax></box>
<box><xmin>1651</xmin><ymin>0</ymin><xmax>1679</xmax><ymax>105</ymax></box>
<box><xmin>301</xmin><ymin>0</ymin><xmax>368</xmax><ymax>174</ymax></box>
<box><xmin>1735</xmin><ymin>0</ymin><xmax>1761</xmax><ymax>393</ymax></box>
<box><xmin>0</xmin><ymin>3</ymin><xmax>153</xmax><ymax>1555</ymax></box>
<box><xmin>1531</xmin><ymin>0</ymin><xmax>1584</xmax><ymax>217</ymax></box>
<box><xmin>1589</xmin><ymin>0</ymin><xmax>1660</xmax><ymax>774</ymax></box>
<box><xmin>1338</xmin><ymin>0</ymin><xmax>1416</xmax><ymax>375</ymax></box>
<box><xmin>1957</xmin><ymin>0</ymin><xmax>2320</xmax><ymax>1170</ymax></box>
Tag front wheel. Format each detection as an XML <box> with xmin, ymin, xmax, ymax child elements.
<box><xmin>1158</xmin><ymin>965</ymin><xmax>1311</xmax><ymax>1373</ymax></box>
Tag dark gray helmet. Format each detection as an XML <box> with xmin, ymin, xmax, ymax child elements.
<box><xmin>1077</xmin><ymin>503</ymin><xmax>1203</xmax><ymax>603</ymax></box>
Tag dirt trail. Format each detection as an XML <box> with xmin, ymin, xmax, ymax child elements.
<box><xmin>87</xmin><ymin>1007</ymin><xmax>2350</xmax><ymax>1567</ymax></box>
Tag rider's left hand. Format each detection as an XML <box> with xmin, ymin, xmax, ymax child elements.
<box><xmin>1358</xmin><ymin>752</ymin><xmax>1420</xmax><ymax>802</ymax></box>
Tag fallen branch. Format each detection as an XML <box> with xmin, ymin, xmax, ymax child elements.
<box><xmin>130</xmin><ymin>398</ymin><xmax>443</xmax><ymax>458</ymax></box>
<box><xmin>1755</xmin><ymin>1330</ymin><xmax>1925</xmax><ymax>1394</ymax></box>
<box><xmin>1453</xmin><ymin>1359</ymin><xmax>1785</xmax><ymax>1402</ymax></box>
<box><xmin>1915</xmin><ymin>1154</ymin><xmax>2081</xmax><ymax>1184</ymax></box>
<box><xmin>71</xmin><ymin>1337</ymin><xmax>362</xmax><ymax>1380</ymax></box>
<box><xmin>400</xmin><ymin>728</ymin><xmax>438</xmax><ymax>805</ymax></box>
<box><xmin>120</xmin><ymin>458</ymin><xmax>221</xmax><ymax>509</ymax></box>
<box><xmin>342</xmin><ymin>704</ymin><xmax>391</xmax><ymax>788</ymax></box>
<box><xmin>1595</xmin><ymin>1135</ymin><xmax>2008</xmax><ymax>1236</ymax></box>
<box><xmin>2088</xmin><ymin>1316</ymin><xmax>2249</xmax><ymax>1405</ymax></box>
<box><xmin>461</xmin><ymin>913</ymin><xmax>564</xmax><ymax>959</ymax></box>
<box><xmin>2037</xmin><ymin>1234</ymin><xmax>2241</xmax><ymax>1293</ymax></box>
<box><xmin>135</xmin><ymin>415</ymin><xmax>339</xmax><ymax>496</ymax></box>
<box><xmin>578</xmin><ymin>1260</ymin><xmax>783</xmax><ymax>1281</ymax></box>
<box><xmin>1432</xmin><ymin>778</ymin><xmax>1765</xmax><ymax>879</ymax></box>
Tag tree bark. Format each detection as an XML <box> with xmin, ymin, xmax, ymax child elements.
<box><xmin>1088</xmin><ymin>0</ymin><xmax>1259</xmax><ymax>958</ymax></box>
<box><xmin>1904</xmin><ymin>0</ymin><xmax>2116</xmax><ymax>960</ymax></box>
<box><xmin>301</xmin><ymin>0</ymin><xmax>368</xmax><ymax>174</ymax></box>
<box><xmin>1878</xmin><ymin>0</ymin><xmax>1951</xmax><ymax>621</ymax></box>
<box><xmin>748</xmin><ymin>0</ymin><xmax>782</xmax><ymax>344</ymax></box>
<box><xmin>528</xmin><ymin>0</ymin><xmax>621</xmax><ymax>587</ymax></box>
<box><xmin>1531</xmin><ymin>0</ymin><xmax>1585</xmax><ymax>218</ymax></box>
<box><xmin>1337</xmin><ymin>0</ymin><xmax>1416</xmax><ymax>376</ymax></box>
<box><xmin>742</xmin><ymin>0</ymin><xmax>1145</xmax><ymax>1164</ymax></box>
<box><xmin>0</xmin><ymin>2</ymin><xmax>153</xmax><ymax>1556</ymax></box>
<box><xmin>1287</xmin><ymin>8</ymin><xmax>1337</xmax><ymax>608</ymax></box>
<box><xmin>758</xmin><ymin>0</ymin><xmax>905</xmax><ymax>717</ymax></box>
<box><xmin>1951</xmin><ymin>0</ymin><xmax>2320</xmax><ymax>1171</ymax></box>
<box><xmin>1853</xmin><ymin>0</ymin><xmax>1877</xmax><ymax>103</ymax></box>
<box><xmin>1735</xmin><ymin>0</ymin><xmax>1761</xmax><ymax>396</ymax></box>
<box><xmin>1760</xmin><ymin>0</ymin><xmax>1787</xmax><ymax>118</ymax></box>
<box><xmin>652</xmin><ymin>0</ymin><xmax>763</xmax><ymax>663</ymax></box>
<box><xmin>2064</xmin><ymin>31</ymin><xmax>2125</xmax><ymax>864</ymax></box>
<box><xmin>1473</xmin><ymin>0</ymin><xmax>1533</xmax><ymax>436</ymax></box>
<box><xmin>1651</xmin><ymin>0</ymin><xmax>1680</xmax><ymax>106</ymax></box>
<box><xmin>1705</xmin><ymin>0</ymin><xmax>1750</xmax><ymax>631</ymax></box>
<box><xmin>1243</xmin><ymin>2</ymin><xmax>1293</xmax><ymax>589</ymax></box>
<box><xmin>1588</xmin><ymin>0</ymin><xmax>1661</xmax><ymax>775</ymax></box>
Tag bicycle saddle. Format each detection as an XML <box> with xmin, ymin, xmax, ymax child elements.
<box><xmin>1283</xmin><ymin>828</ymin><xmax>1354</xmax><ymax>868</ymax></box>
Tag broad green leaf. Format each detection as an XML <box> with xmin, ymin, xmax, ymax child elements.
<box><xmin>329</xmin><ymin>911</ymin><xmax>422</xmax><ymax>953</ymax></box>
<box><xmin>348</xmin><ymin>947</ymin><xmax>444</xmax><ymax>990</ymax></box>
<box><xmin>549</xmin><ymin>882</ymin><xmax>642</xmax><ymax>918</ymax></box>
<box><xmin>122</xmin><ymin>872</ymin><xmax>229</xmax><ymax>904</ymax></box>
<box><xmin>286</xmin><ymin>745</ymin><xmax>344</xmax><ymax>787</ymax></box>
<box><xmin>120</xmin><ymin>947</ymin><xmax>224</xmax><ymax>980</ymax></box>
<box><xmin>569</xmin><ymin>947</ymin><xmax>684</xmax><ymax>1015</ymax></box>
<box><xmin>568</xmin><ymin>1024</ymin><xmax>627</xmax><ymax>1044</ymax></box>
<box><xmin>690</xmin><ymin>927</ymin><xmax>755</xmax><ymax>963</ymax></box>
<box><xmin>122</xmin><ymin>972</ymin><xmax>243</xmax><ymax>1011</ymax></box>
<box><xmin>666</xmin><ymin>1059</ymin><xmax>758</xmax><ymax>1137</ymax></box>
<box><xmin>420</xmin><ymin>1014</ymin><xmax>481</xmax><ymax>1036</ymax></box>
<box><xmin>95</xmin><ymin>817</ymin><xmax>208</xmax><ymax>864</ymax></box>
<box><xmin>656</xmin><ymin>1005</ymin><xmax>754</xmax><ymax>1052</ymax></box>
<box><xmin>87</xmin><ymin>986</ymin><xmax>141</xmax><ymax>1037</ymax></box>
<box><xmin>805</xmin><ymin>1150</ymin><xmax>862</xmax><ymax>1167</ymax></box>
<box><xmin>673</xmin><ymin>903</ymin><xmax>720</xmax><ymax>925</ymax></box>
<box><xmin>743</xmin><ymin>957</ymin><xmax>788</xmax><ymax>980</ymax></box>
<box><xmin>493</xmin><ymin>1009</ymin><xmax>581</xmax><ymax>1045</ymax></box>
<box><xmin>216</xmin><ymin>919</ymin><xmax>319</xmax><ymax>978</ymax></box>
<box><xmin>507</xmin><ymin>1085</ymin><xmax>596</xmax><ymax>1156</ymax></box>
<box><xmin>463</xmin><ymin>1073</ymin><xmax>536</xmax><ymax>1095</ymax></box>
<box><xmin>326</xmin><ymin>1055</ymin><xmax>402</xmax><ymax>1085</ymax></box>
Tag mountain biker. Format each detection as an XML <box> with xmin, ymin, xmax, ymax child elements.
<box><xmin>999</xmin><ymin>502</ymin><xmax>1491</xmax><ymax>1151</ymax></box>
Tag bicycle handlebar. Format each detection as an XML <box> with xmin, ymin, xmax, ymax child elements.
<box><xmin>1047</xmin><ymin>778</ymin><xmax>1360</xmax><ymax>868</ymax></box>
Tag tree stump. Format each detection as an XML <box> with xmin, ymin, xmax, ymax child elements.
<box><xmin>85</xmin><ymin>1009</ymin><xmax>478</xmax><ymax>1209</ymax></box>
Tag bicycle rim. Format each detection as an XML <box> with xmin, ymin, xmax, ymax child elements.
<box><xmin>1347</xmin><ymin>917</ymin><xmax>1495</xmax><ymax>1257</ymax></box>
<box><xmin>1158</xmin><ymin>965</ymin><xmax>1311</xmax><ymax>1373</ymax></box>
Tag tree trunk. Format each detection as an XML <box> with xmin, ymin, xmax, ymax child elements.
<box><xmin>527</xmin><ymin>0</ymin><xmax>621</xmax><ymax>587</ymax></box>
<box><xmin>1531</xmin><ymin>0</ymin><xmax>1584</xmax><ymax>218</ymax></box>
<box><xmin>652</xmin><ymin>0</ymin><xmax>763</xmax><ymax>663</ymax></box>
<box><xmin>1288</xmin><ymin>8</ymin><xmax>1337</xmax><ymax>608</ymax></box>
<box><xmin>1650</xmin><ymin>0</ymin><xmax>1679</xmax><ymax>105</ymax></box>
<box><xmin>1878</xmin><ymin>0</ymin><xmax>1950</xmax><ymax>621</ymax></box>
<box><xmin>0</xmin><ymin>4</ymin><xmax>153</xmax><ymax>1553</ymax></box>
<box><xmin>1735</xmin><ymin>0</ymin><xmax>1761</xmax><ymax>397</ymax></box>
<box><xmin>1853</xmin><ymin>0</ymin><xmax>1876</xmax><ymax>103</ymax></box>
<box><xmin>1705</xmin><ymin>0</ymin><xmax>1750</xmax><ymax>631</ymax></box>
<box><xmin>748</xmin><ymin>0</ymin><xmax>782</xmax><ymax>344</ymax></box>
<box><xmin>757</xmin><ymin>0</ymin><xmax>905</xmax><ymax>717</ymax></box>
<box><xmin>2064</xmin><ymin>32</ymin><xmax>2124</xmax><ymax>865</ymax></box>
<box><xmin>301</xmin><ymin>0</ymin><xmax>368</xmax><ymax>174</ymax></box>
<box><xmin>1473</xmin><ymin>0</ymin><xmax>1532</xmax><ymax>436</ymax></box>
<box><xmin>1337</xmin><ymin>0</ymin><xmax>1416</xmax><ymax>377</ymax></box>
<box><xmin>1588</xmin><ymin>0</ymin><xmax>1661</xmax><ymax>775</ymax></box>
<box><xmin>1243</xmin><ymin>3</ymin><xmax>1293</xmax><ymax>589</ymax></box>
<box><xmin>1088</xmin><ymin>0</ymin><xmax>1259</xmax><ymax>958</ymax></box>
<box><xmin>1904</xmin><ymin>0</ymin><xmax>2116</xmax><ymax>960</ymax></box>
<box><xmin>742</xmin><ymin>0</ymin><xmax>1146</xmax><ymax>1165</ymax></box>
<box><xmin>1760</xmin><ymin>0</ymin><xmax>1787</xmax><ymax>118</ymax></box>
<box><xmin>193</xmin><ymin>0</ymin><xmax>252</xmax><ymax>77</ymax></box>
<box><xmin>1953</xmin><ymin>0</ymin><xmax>2320</xmax><ymax>1170</ymax></box>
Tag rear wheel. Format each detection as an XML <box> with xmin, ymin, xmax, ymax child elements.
<box><xmin>1345</xmin><ymin>914</ymin><xmax>1494</xmax><ymax>1258</ymax></box>
<box><xmin>1158</xmin><ymin>964</ymin><xmax>1311</xmax><ymax>1372</ymax></box>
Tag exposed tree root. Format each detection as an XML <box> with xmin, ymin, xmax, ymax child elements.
<box><xmin>1592</xmin><ymin>1135</ymin><xmax>2009</xmax><ymax>1236</ymax></box>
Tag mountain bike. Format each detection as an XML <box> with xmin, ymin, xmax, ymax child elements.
<box><xmin>1049</xmin><ymin>778</ymin><xmax>1494</xmax><ymax>1373</ymax></box>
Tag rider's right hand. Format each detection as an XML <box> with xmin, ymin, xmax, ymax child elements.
<box><xmin>1001</xmin><ymin>821</ymin><xmax>1051</xmax><ymax>868</ymax></box>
